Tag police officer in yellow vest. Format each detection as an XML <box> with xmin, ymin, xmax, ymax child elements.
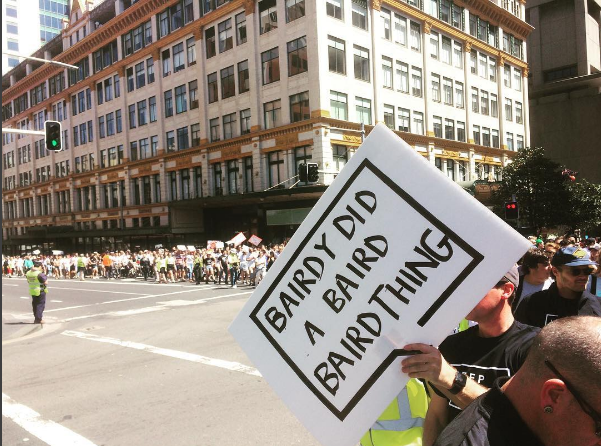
<box><xmin>26</xmin><ymin>260</ymin><xmax>48</xmax><ymax>324</ymax></box>
<box><xmin>76</xmin><ymin>253</ymin><xmax>86</xmax><ymax>281</ymax></box>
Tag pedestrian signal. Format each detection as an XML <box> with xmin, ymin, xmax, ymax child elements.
<box><xmin>44</xmin><ymin>121</ymin><xmax>62</xmax><ymax>151</ymax></box>
<box><xmin>298</xmin><ymin>163</ymin><xmax>309</xmax><ymax>182</ymax></box>
<box><xmin>307</xmin><ymin>163</ymin><xmax>319</xmax><ymax>183</ymax></box>
<box><xmin>504</xmin><ymin>201</ymin><xmax>519</xmax><ymax>220</ymax></box>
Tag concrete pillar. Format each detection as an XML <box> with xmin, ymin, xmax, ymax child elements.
<box><xmin>175</xmin><ymin>170</ymin><xmax>182</xmax><ymax>200</ymax></box>
<box><xmin>468</xmin><ymin>148</ymin><xmax>476</xmax><ymax>181</ymax></box>
<box><xmin>150</xmin><ymin>175</ymin><xmax>157</xmax><ymax>204</ymax></box>
<box><xmin>422</xmin><ymin>22</ymin><xmax>432</xmax><ymax>136</ymax></box>
<box><xmin>498</xmin><ymin>57</ymin><xmax>507</xmax><ymax>149</ymax></box>
<box><xmin>522</xmin><ymin>69</ymin><xmax>530</xmax><ymax>147</ymax></box>
<box><xmin>115</xmin><ymin>0</ymin><xmax>124</xmax><ymax>15</ymax></box>
<box><xmin>189</xmin><ymin>168</ymin><xmax>196</xmax><ymax>198</ymax></box>
<box><xmin>464</xmin><ymin>42</ymin><xmax>473</xmax><ymax>142</ymax></box>
<box><xmin>159</xmin><ymin>161</ymin><xmax>167</xmax><ymax>202</ymax></box>
<box><xmin>311</xmin><ymin>125</ymin><xmax>333</xmax><ymax>185</ymax></box>
<box><xmin>248</xmin><ymin>7</ymin><xmax>262</xmax><ymax>131</ymax></box>
<box><xmin>251</xmin><ymin>138</ymin><xmax>262</xmax><ymax>192</ymax></box>
<box><xmin>371</xmin><ymin>6</ymin><xmax>381</xmax><ymax>124</ymax></box>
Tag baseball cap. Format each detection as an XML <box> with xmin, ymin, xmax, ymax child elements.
<box><xmin>33</xmin><ymin>259</ymin><xmax>43</xmax><ymax>267</ymax></box>
<box><xmin>501</xmin><ymin>264</ymin><xmax>519</xmax><ymax>288</ymax></box>
<box><xmin>551</xmin><ymin>246</ymin><xmax>598</xmax><ymax>267</ymax></box>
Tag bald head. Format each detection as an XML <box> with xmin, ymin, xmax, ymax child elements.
<box><xmin>521</xmin><ymin>316</ymin><xmax>601</xmax><ymax>392</ymax></box>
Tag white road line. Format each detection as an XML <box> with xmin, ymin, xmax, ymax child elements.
<box><xmin>20</xmin><ymin>296</ymin><xmax>30</xmax><ymax>300</ymax></box>
<box><xmin>2</xmin><ymin>393</ymin><xmax>98</xmax><ymax>446</ymax></box>
<box><xmin>3</xmin><ymin>284</ymin><xmax>18</xmax><ymax>287</ymax></box>
<box><xmin>61</xmin><ymin>331</ymin><xmax>262</xmax><ymax>377</ymax></box>
<box><xmin>61</xmin><ymin>306</ymin><xmax>168</xmax><ymax>322</ymax></box>
<box><xmin>48</xmin><ymin>287</ymin><xmax>146</xmax><ymax>295</ymax></box>
<box><xmin>50</xmin><ymin>300</ymin><xmax>63</xmax><ymax>303</ymax></box>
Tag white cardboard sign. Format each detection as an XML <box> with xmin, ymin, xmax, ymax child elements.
<box><xmin>229</xmin><ymin>125</ymin><xmax>530</xmax><ymax>446</ymax></box>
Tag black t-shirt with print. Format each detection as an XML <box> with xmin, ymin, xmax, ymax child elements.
<box><xmin>434</xmin><ymin>321</ymin><xmax>539</xmax><ymax>421</ymax></box>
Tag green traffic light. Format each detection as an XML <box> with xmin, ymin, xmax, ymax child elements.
<box><xmin>52</xmin><ymin>140</ymin><xmax>57</xmax><ymax>147</ymax></box>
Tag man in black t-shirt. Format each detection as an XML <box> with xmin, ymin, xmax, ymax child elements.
<box><xmin>433</xmin><ymin>316</ymin><xmax>601</xmax><ymax>446</ymax></box>
<box><xmin>401</xmin><ymin>265</ymin><xmax>539</xmax><ymax>446</ymax></box>
<box><xmin>515</xmin><ymin>246</ymin><xmax>600</xmax><ymax>327</ymax></box>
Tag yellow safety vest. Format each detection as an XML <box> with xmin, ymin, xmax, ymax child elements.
<box><xmin>26</xmin><ymin>270</ymin><xmax>42</xmax><ymax>297</ymax></box>
<box><xmin>77</xmin><ymin>257</ymin><xmax>85</xmax><ymax>267</ymax></box>
<box><xmin>360</xmin><ymin>379</ymin><xmax>429</xmax><ymax>446</ymax></box>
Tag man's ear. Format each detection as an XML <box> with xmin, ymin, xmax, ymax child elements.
<box><xmin>540</xmin><ymin>379</ymin><xmax>569</xmax><ymax>409</ymax></box>
<box><xmin>500</xmin><ymin>282</ymin><xmax>515</xmax><ymax>300</ymax></box>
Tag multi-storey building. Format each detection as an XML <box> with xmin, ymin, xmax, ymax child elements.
<box><xmin>1</xmin><ymin>0</ymin><xmax>71</xmax><ymax>75</ymax></box>
<box><xmin>1</xmin><ymin>0</ymin><xmax>532</xmax><ymax>254</ymax></box>
<box><xmin>526</xmin><ymin>0</ymin><xmax>601</xmax><ymax>183</ymax></box>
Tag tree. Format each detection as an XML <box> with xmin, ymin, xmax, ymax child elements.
<box><xmin>493</xmin><ymin>147</ymin><xmax>572</xmax><ymax>232</ymax></box>
<box><xmin>565</xmin><ymin>179</ymin><xmax>601</xmax><ymax>232</ymax></box>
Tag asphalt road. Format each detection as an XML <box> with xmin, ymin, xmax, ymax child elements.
<box><xmin>2</xmin><ymin>276</ymin><xmax>325</xmax><ymax>446</ymax></box>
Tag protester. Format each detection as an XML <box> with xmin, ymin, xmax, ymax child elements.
<box><xmin>432</xmin><ymin>316</ymin><xmax>601</xmax><ymax>446</ymax></box>
<box><xmin>515</xmin><ymin>246</ymin><xmax>601</xmax><ymax>327</ymax></box>
<box><xmin>512</xmin><ymin>248</ymin><xmax>554</xmax><ymax>311</ymax></box>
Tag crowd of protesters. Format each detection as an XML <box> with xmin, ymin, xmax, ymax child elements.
<box><xmin>2</xmin><ymin>242</ymin><xmax>288</xmax><ymax>289</ymax></box>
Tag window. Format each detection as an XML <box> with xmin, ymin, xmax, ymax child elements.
<box><xmin>130</xmin><ymin>141</ymin><xmax>138</xmax><ymax>161</ymax></box>
<box><xmin>354</xmin><ymin>45</ymin><xmax>370</xmax><ymax>81</ymax></box>
<box><xmin>288</xmin><ymin>37</ymin><xmax>308</xmax><ymax>76</ymax></box>
<box><xmin>514</xmin><ymin>68</ymin><xmax>522</xmax><ymax>91</ymax></box>
<box><xmin>478</xmin><ymin>53</ymin><xmax>487</xmax><ymax>78</ymax></box>
<box><xmin>505</xmin><ymin>98</ymin><xmax>513</xmax><ymax>121</ymax></box>
<box><xmin>481</xmin><ymin>90</ymin><xmax>489</xmax><ymax>115</ymax></box>
<box><xmin>205</xmin><ymin>27</ymin><xmax>216</xmax><ymax>59</ymax></box>
<box><xmin>6</xmin><ymin>6</ymin><xmax>17</xmax><ymax>18</ymax></box>
<box><xmin>189</xmin><ymin>81</ymin><xmax>198</xmax><ymax>109</ymax></box>
<box><xmin>411</xmin><ymin>67</ymin><xmax>422</xmax><ymax>97</ymax></box>
<box><xmin>259</xmin><ymin>0</ymin><xmax>278</xmax><ymax>34</ymax></box>
<box><xmin>185</xmin><ymin>38</ymin><xmax>196</xmax><ymax>67</ymax></box>
<box><xmin>457</xmin><ymin>121</ymin><xmax>465</xmax><ymax>142</ymax></box>
<box><xmin>352</xmin><ymin>0</ymin><xmax>368</xmax><ymax>30</ymax></box>
<box><xmin>443</xmin><ymin>77</ymin><xmax>453</xmax><ymax>105</ymax></box>
<box><xmin>380</xmin><ymin>57</ymin><xmax>393</xmax><ymax>89</ymax></box>
<box><xmin>431</xmin><ymin>74</ymin><xmax>441</xmax><ymax>102</ymax></box>
<box><xmin>471</xmin><ymin>87</ymin><xmax>479</xmax><ymax>113</ymax></box>
<box><xmin>398</xmin><ymin>108</ymin><xmax>410</xmax><ymax>132</ymax></box>
<box><xmin>491</xmin><ymin>94</ymin><xmax>498</xmax><ymax>117</ymax></box>
<box><xmin>116</xmin><ymin>110</ymin><xmax>122</xmax><ymax>133</ymax></box>
<box><xmin>106</xmin><ymin>112</ymin><xmax>115</xmax><ymax>136</ymax></box>
<box><xmin>262</xmin><ymin>48</ymin><xmax>280</xmax><ymax>84</ymax></box>
<box><xmin>98</xmin><ymin>117</ymin><xmax>105</xmax><ymax>138</ymax></box>
<box><xmin>162</xmin><ymin>49</ymin><xmax>171</xmax><ymax>77</ymax></box>
<box><xmin>238</xmin><ymin>61</ymin><xmax>249</xmax><ymax>93</ymax></box>
<box><xmin>223</xmin><ymin>113</ymin><xmax>236</xmax><ymax>139</ymax></box>
<box><xmin>383</xmin><ymin>105</ymin><xmax>395</xmax><ymax>129</ymax></box>
<box><xmin>516</xmin><ymin>135</ymin><xmax>524</xmax><ymax>150</ymax></box>
<box><xmin>267</xmin><ymin>151</ymin><xmax>285</xmax><ymax>188</ymax></box>
<box><xmin>489</xmin><ymin>57</ymin><xmax>497</xmax><ymax>82</ymax></box>
<box><xmin>177</xmin><ymin>127</ymin><xmax>189</xmax><ymax>150</ymax></box>
<box><xmin>451</xmin><ymin>42</ymin><xmax>462</xmax><ymax>69</ymax></box>
<box><xmin>438</xmin><ymin>36</ymin><xmax>451</xmax><ymax>65</ymax></box>
<box><xmin>482</xmin><ymin>127</ymin><xmax>490</xmax><ymax>147</ymax></box>
<box><xmin>129</xmin><ymin>104</ymin><xmax>137</xmax><ymax>129</ymax></box>
<box><xmin>135</xmin><ymin>62</ymin><xmax>146</xmax><ymax>89</ymax></box>
<box><xmin>492</xmin><ymin>129</ymin><xmax>499</xmax><ymax>148</ymax></box>
<box><xmin>210</xmin><ymin>118</ymin><xmax>220</xmax><ymax>142</ymax></box>
<box><xmin>413</xmin><ymin>111</ymin><xmax>425</xmax><ymax>135</ymax></box>
<box><xmin>470</xmin><ymin>50</ymin><xmax>477</xmax><ymax>74</ymax></box>
<box><xmin>227</xmin><ymin>160</ymin><xmax>239</xmax><ymax>194</ymax></box>
<box><xmin>330</xmin><ymin>91</ymin><xmax>348</xmax><ymax>120</ymax></box>
<box><xmin>326</xmin><ymin>0</ymin><xmax>343</xmax><ymax>19</ymax></box>
<box><xmin>236</xmin><ymin>13</ymin><xmax>247</xmax><ymax>45</ymax></box>
<box><xmin>162</xmin><ymin>90</ymin><xmax>173</xmax><ymax>118</ymax></box>
<box><xmin>396</xmin><ymin>62</ymin><xmax>409</xmax><ymax>93</ymax></box>
<box><xmin>74</xmin><ymin>127</ymin><xmax>80</xmax><ymax>147</ymax></box>
<box><xmin>285</xmin><ymin>0</ymin><xmax>305</xmax><ymax>22</ymax></box>
<box><xmin>221</xmin><ymin>66</ymin><xmax>235</xmax><ymax>99</ymax></box>
<box><xmin>506</xmin><ymin>132</ymin><xmax>514</xmax><ymax>151</ymax></box>
<box><xmin>264</xmin><ymin>100</ymin><xmax>281</xmax><ymax>129</ymax></box>
<box><xmin>115</xmin><ymin>74</ymin><xmax>122</xmax><ymax>96</ymax></box>
<box><xmin>218</xmin><ymin>19</ymin><xmax>233</xmax><ymax>53</ymax></box>
<box><xmin>393</xmin><ymin>14</ymin><xmax>407</xmax><ymax>46</ymax></box>
<box><xmin>7</xmin><ymin>22</ymin><xmax>18</xmax><ymax>34</ymax></box>
<box><xmin>473</xmin><ymin>125</ymin><xmax>480</xmax><ymax>145</ymax></box>
<box><xmin>170</xmin><ymin>172</ymin><xmax>178</xmax><ymax>200</ymax></box>
<box><xmin>381</xmin><ymin>8</ymin><xmax>391</xmax><ymax>39</ymax></box>
<box><xmin>328</xmin><ymin>36</ymin><xmax>346</xmax><ymax>74</ymax></box>
<box><xmin>104</xmin><ymin>78</ymin><xmax>113</xmax><ymax>101</ymax></box>
<box><xmin>166</xmin><ymin>131</ymin><xmax>176</xmax><ymax>151</ymax></box>
<box><xmin>433</xmin><ymin>116</ymin><xmax>443</xmax><ymax>138</ymax></box>
<box><xmin>410</xmin><ymin>22</ymin><xmax>421</xmax><ymax>52</ymax></box>
<box><xmin>191</xmin><ymin>124</ymin><xmax>200</xmax><ymax>146</ymax></box>
<box><xmin>173</xmin><ymin>43</ymin><xmax>185</xmax><ymax>72</ymax></box>
<box><xmin>207</xmin><ymin>73</ymin><xmax>218</xmax><ymax>103</ymax></box>
<box><xmin>135</xmin><ymin>100</ymin><xmax>146</xmax><ymax>126</ymax></box>
<box><xmin>504</xmin><ymin>65</ymin><xmax>511</xmax><ymax>87</ymax></box>
<box><xmin>355</xmin><ymin>97</ymin><xmax>371</xmax><ymax>125</ymax></box>
<box><xmin>290</xmin><ymin>91</ymin><xmax>310</xmax><ymax>122</ymax></box>
<box><xmin>240</xmin><ymin>109</ymin><xmax>251</xmax><ymax>134</ymax></box>
<box><xmin>430</xmin><ymin>31</ymin><xmax>439</xmax><ymax>59</ymax></box>
<box><xmin>515</xmin><ymin>102</ymin><xmax>523</xmax><ymax>124</ymax></box>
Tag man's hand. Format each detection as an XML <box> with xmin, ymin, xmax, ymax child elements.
<box><xmin>400</xmin><ymin>343</ymin><xmax>456</xmax><ymax>391</ymax></box>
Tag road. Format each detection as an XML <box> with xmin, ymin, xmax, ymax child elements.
<box><xmin>2</xmin><ymin>276</ymin><xmax>324</xmax><ymax>446</ymax></box>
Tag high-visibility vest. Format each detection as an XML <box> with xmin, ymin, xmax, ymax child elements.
<box><xmin>360</xmin><ymin>379</ymin><xmax>429</xmax><ymax>446</ymax></box>
<box><xmin>26</xmin><ymin>270</ymin><xmax>43</xmax><ymax>297</ymax></box>
<box><xmin>77</xmin><ymin>257</ymin><xmax>85</xmax><ymax>267</ymax></box>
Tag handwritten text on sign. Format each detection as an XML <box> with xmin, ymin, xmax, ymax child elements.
<box><xmin>250</xmin><ymin>160</ymin><xmax>482</xmax><ymax>420</ymax></box>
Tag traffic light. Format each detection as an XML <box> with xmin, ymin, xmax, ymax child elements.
<box><xmin>298</xmin><ymin>163</ymin><xmax>308</xmax><ymax>182</ymax></box>
<box><xmin>307</xmin><ymin>163</ymin><xmax>319</xmax><ymax>183</ymax></box>
<box><xmin>504</xmin><ymin>201</ymin><xmax>519</xmax><ymax>220</ymax></box>
<box><xmin>44</xmin><ymin>120</ymin><xmax>62</xmax><ymax>151</ymax></box>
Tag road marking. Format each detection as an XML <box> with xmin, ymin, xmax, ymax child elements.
<box><xmin>20</xmin><ymin>296</ymin><xmax>30</xmax><ymax>300</ymax></box>
<box><xmin>48</xmin><ymin>287</ymin><xmax>146</xmax><ymax>295</ymax></box>
<box><xmin>50</xmin><ymin>300</ymin><xmax>63</xmax><ymax>303</ymax></box>
<box><xmin>3</xmin><ymin>284</ymin><xmax>18</xmax><ymax>287</ymax></box>
<box><xmin>61</xmin><ymin>331</ymin><xmax>262</xmax><ymax>377</ymax></box>
<box><xmin>60</xmin><ymin>306</ymin><xmax>168</xmax><ymax>322</ymax></box>
<box><xmin>2</xmin><ymin>393</ymin><xmax>98</xmax><ymax>446</ymax></box>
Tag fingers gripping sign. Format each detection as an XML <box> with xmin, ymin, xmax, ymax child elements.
<box><xmin>401</xmin><ymin>343</ymin><xmax>457</xmax><ymax>391</ymax></box>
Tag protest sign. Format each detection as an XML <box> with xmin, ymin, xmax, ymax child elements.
<box><xmin>248</xmin><ymin>235</ymin><xmax>263</xmax><ymax>246</ymax></box>
<box><xmin>207</xmin><ymin>240</ymin><xmax>224</xmax><ymax>250</ymax></box>
<box><xmin>229</xmin><ymin>124</ymin><xmax>531</xmax><ymax>446</ymax></box>
<box><xmin>227</xmin><ymin>232</ymin><xmax>247</xmax><ymax>247</ymax></box>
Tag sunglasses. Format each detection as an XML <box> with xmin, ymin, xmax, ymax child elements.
<box><xmin>545</xmin><ymin>360</ymin><xmax>601</xmax><ymax>438</ymax></box>
<box><xmin>559</xmin><ymin>266</ymin><xmax>596</xmax><ymax>276</ymax></box>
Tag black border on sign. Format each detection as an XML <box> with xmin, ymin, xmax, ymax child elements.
<box><xmin>250</xmin><ymin>159</ymin><xmax>484</xmax><ymax>420</ymax></box>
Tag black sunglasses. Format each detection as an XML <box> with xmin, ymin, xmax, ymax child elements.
<box><xmin>545</xmin><ymin>360</ymin><xmax>601</xmax><ymax>438</ymax></box>
<box><xmin>558</xmin><ymin>266</ymin><xmax>596</xmax><ymax>276</ymax></box>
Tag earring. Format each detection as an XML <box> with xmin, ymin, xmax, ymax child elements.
<box><xmin>544</xmin><ymin>406</ymin><xmax>553</xmax><ymax>414</ymax></box>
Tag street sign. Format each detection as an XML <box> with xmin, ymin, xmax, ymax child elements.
<box><xmin>229</xmin><ymin>124</ymin><xmax>531</xmax><ymax>446</ymax></box>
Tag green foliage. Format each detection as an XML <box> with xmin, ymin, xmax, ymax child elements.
<box><xmin>566</xmin><ymin>180</ymin><xmax>601</xmax><ymax>230</ymax></box>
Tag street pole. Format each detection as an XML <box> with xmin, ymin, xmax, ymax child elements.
<box><xmin>1</xmin><ymin>128</ymin><xmax>45</xmax><ymax>136</ymax></box>
<box><xmin>360</xmin><ymin>123</ymin><xmax>365</xmax><ymax>143</ymax></box>
<box><xmin>2</xmin><ymin>52</ymin><xmax>78</xmax><ymax>70</ymax></box>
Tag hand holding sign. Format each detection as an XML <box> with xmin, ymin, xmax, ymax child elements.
<box><xmin>229</xmin><ymin>124</ymin><xmax>531</xmax><ymax>446</ymax></box>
